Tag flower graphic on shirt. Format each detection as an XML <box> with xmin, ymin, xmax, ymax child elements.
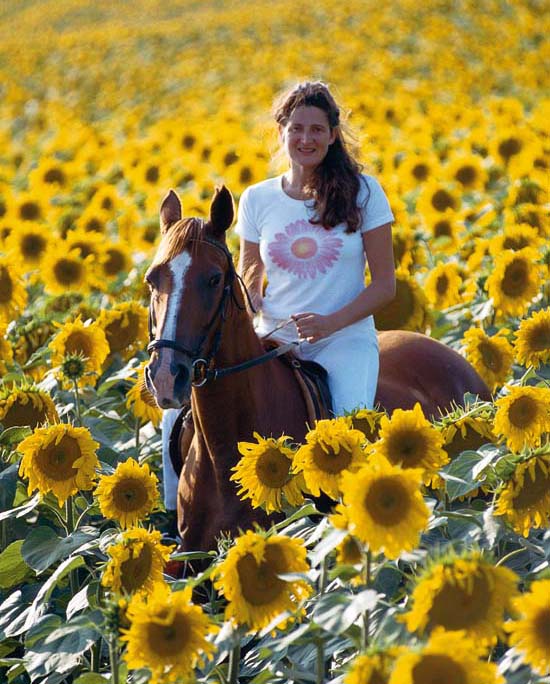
<box><xmin>268</xmin><ymin>220</ymin><xmax>343</xmax><ymax>279</ymax></box>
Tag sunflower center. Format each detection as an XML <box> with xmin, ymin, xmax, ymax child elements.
<box><xmin>53</xmin><ymin>258</ymin><xmax>83</xmax><ymax>286</ymax></box>
<box><xmin>498</xmin><ymin>137</ymin><xmax>522</xmax><ymax>161</ymax></box>
<box><xmin>455</xmin><ymin>165</ymin><xmax>477</xmax><ymax>186</ymax></box>
<box><xmin>528</xmin><ymin>324</ymin><xmax>550</xmax><ymax>352</ymax></box>
<box><xmin>436</xmin><ymin>274</ymin><xmax>449</xmax><ymax>295</ymax></box>
<box><xmin>427</xmin><ymin>570</ymin><xmax>490</xmax><ymax>630</ymax></box>
<box><xmin>511</xmin><ymin>461</ymin><xmax>550</xmax><ymax>509</ymax></box>
<box><xmin>411</xmin><ymin>654</ymin><xmax>466</xmax><ymax>684</ymax></box>
<box><xmin>478</xmin><ymin>341</ymin><xmax>503</xmax><ymax>372</ymax></box>
<box><xmin>434</xmin><ymin>220</ymin><xmax>452</xmax><ymax>238</ymax></box>
<box><xmin>364</xmin><ymin>476</ymin><xmax>410</xmax><ymax>526</ymax></box>
<box><xmin>121</xmin><ymin>544</ymin><xmax>153</xmax><ymax>593</ymax></box>
<box><xmin>374</xmin><ymin>279</ymin><xmax>417</xmax><ymax>331</ymax></box>
<box><xmin>534</xmin><ymin>607</ymin><xmax>550</xmax><ymax>648</ymax></box>
<box><xmin>145</xmin><ymin>166</ymin><xmax>160</xmax><ymax>183</ymax></box>
<box><xmin>0</xmin><ymin>266</ymin><xmax>13</xmax><ymax>302</ymax></box>
<box><xmin>65</xmin><ymin>331</ymin><xmax>93</xmax><ymax>358</ymax></box>
<box><xmin>255</xmin><ymin>448</ymin><xmax>291</xmax><ymax>488</ymax></box>
<box><xmin>106</xmin><ymin>313</ymin><xmax>140</xmax><ymax>352</ymax></box>
<box><xmin>351</xmin><ymin>418</ymin><xmax>380</xmax><ymax>443</ymax></box>
<box><xmin>431</xmin><ymin>189</ymin><xmax>456</xmax><ymax>212</ymax></box>
<box><xmin>1</xmin><ymin>396</ymin><xmax>49</xmax><ymax>429</ymax></box>
<box><xmin>237</xmin><ymin>545</ymin><xmax>286</xmax><ymax>606</ymax></box>
<box><xmin>311</xmin><ymin>442</ymin><xmax>353</xmax><ymax>474</ymax></box>
<box><xmin>445</xmin><ymin>424</ymin><xmax>489</xmax><ymax>459</ymax></box>
<box><xmin>37</xmin><ymin>434</ymin><xmax>82</xmax><ymax>481</ymax></box>
<box><xmin>339</xmin><ymin>536</ymin><xmax>363</xmax><ymax>565</ymax></box>
<box><xmin>224</xmin><ymin>151</ymin><xmax>239</xmax><ymax>167</ymax></box>
<box><xmin>112</xmin><ymin>477</ymin><xmax>149</xmax><ymax>512</ymax></box>
<box><xmin>507</xmin><ymin>395</ymin><xmax>537</xmax><ymax>428</ymax></box>
<box><xmin>104</xmin><ymin>249</ymin><xmax>125</xmax><ymax>275</ymax></box>
<box><xmin>501</xmin><ymin>259</ymin><xmax>528</xmax><ymax>297</ymax></box>
<box><xmin>386</xmin><ymin>430</ymin><xmax>426</xmax><ymax>467</ymax></box>
<box><xmin>71</xmin><ymin>241</ymin><xmax>96</xmax><ymax>259</ymax></box>
<box><xmin>412</xmin><ymin>163</ymin><xmax>429</xmax><ymax>181</ymax></box>
<box><xmin>44</xmin><ymin>168</ymin><xmax>66</xmax><ymax>185</ymax></box>
<box><xmin>21</xmin><ymin>233</ymin><xmax>47</xmax><ymax>260</ymax></box>
<box><xmin>240</xmin><ymin>166</ymin><xmax>253</xmax><ymax>184</ymax></box>
<box><xmin>85</xmin><ymin>218</ymin><xmax>104</xmax><ymax>233</ymax></box>
<box><xmin>147</xmin><ymin>612</ymin><xmax>190</xmax><ymax>657</ymax></box>
<box><xmin>502</xmin><ymin>236</ymin><xmax>529</xmax><ymax>251</ymax></box>
<box><xmin>20</xmin><ymin>201</ymin><xmax>42</xmax><ymax>221</ymax></box>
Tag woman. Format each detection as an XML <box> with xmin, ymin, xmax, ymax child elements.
<box><xmin>235</xmin><ymin>81</ymin><xmax>396</xmax><ymax>415</ymax></box>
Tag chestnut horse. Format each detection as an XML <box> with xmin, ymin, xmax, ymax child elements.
<box><xmin>145</xmin><ymin>186</ymin><xmax>490</xmax><ymax>551</ymax></box>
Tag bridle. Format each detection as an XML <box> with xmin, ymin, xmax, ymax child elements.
<box><xmin>147</xmin><ymin>229</ymin><xmax>296</xmax><ymax>387</ymax></box>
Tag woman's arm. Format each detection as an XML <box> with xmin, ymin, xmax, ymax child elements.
<box><xmin>237</xmin><ymin>238</ymin><xmax>265</xmax><ymax>316</ymax></box>
<box><xmin>292</xmin><ymin>223</ymin><xmax>396</xmax><ymax>343</ymax></box>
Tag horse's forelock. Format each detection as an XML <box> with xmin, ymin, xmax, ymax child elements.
<box><xmin>151</xmin><ymin>217</ymin><xmax>204</xmax><ymax>267</ymax></box>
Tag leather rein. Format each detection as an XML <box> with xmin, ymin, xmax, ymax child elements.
<box><xmin>147</xmin><ymin>231</ymin><xmax>296</xmax><ymax>387</ymax></box>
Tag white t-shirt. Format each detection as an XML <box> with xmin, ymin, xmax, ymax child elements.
<box><xmin>234</xmin><ymin>173</ymin><xmax>394</xmax><ymax>328</ymax></box>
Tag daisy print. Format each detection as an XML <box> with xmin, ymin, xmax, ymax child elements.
<box><xmin>268</xmin><ymin>220</ymin><xmax>343</xmax><ymax>279</ymax></box>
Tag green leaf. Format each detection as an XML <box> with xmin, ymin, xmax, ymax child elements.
<box><xmin>0</xmin><ymin>492</ymin><xmax>40</xmax><ymax>522</ymax></box>
<box><xmin>0</xmin><ymin>462</ymin><xmax>19</xmax><ymax>510</ymax></box>
<box><xmin>308</xmin><ymin>527</ymin><xmax>347</xmax><ymax>568</ymax></box>
<box><xmin>441</xmin><ymin>450</ymin><xmax>485</xmax><ymax>500</ymax></box>
<box><xmin>22</xmin><ymin>525</ymin><xmax>99</xmax><ymax>573</ymax></box>
<box><xmin>74</xmin><ymin>674</ymin><xmax>110</xmax><ymax>684</ymax></box>
<box><xmin>0</xmin><ymin>540</ymin><xmax>33</xmax><ymax>588</ymax></box>
<box><xmin>170</xmin><ymin>550</ymin><xmax>217</xmax><ymax>561</ymax></box>
<box><xmin>0</xmin><ymin>425</ymin><xmax>32</xmax><ymax>446</ymax></box>
<box><xmin>312</xmin><ymin>589</ymin><xmax>379</xmax><ymax>634</ymax></box>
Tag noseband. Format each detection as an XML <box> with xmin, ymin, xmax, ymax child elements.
<box><xmin>147</xmin><ymin>231</ymin><xmax>296</xmax><ymax>386</ymax></box>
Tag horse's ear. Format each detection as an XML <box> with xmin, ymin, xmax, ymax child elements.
<box><xmin>159</xmin><ymin>189</ymin><xmax>182</xmax><ymax>234</ymax></box>
<box><xmin>208</xmin><ymin>185</ymin><xmax>234</xmax><ymax>238</ymax></box>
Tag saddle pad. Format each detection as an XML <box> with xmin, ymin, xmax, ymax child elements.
<box><xmin>278</xmin><ymin>352</ymin><xmax>334</xmax><ymax>425</ymax></box>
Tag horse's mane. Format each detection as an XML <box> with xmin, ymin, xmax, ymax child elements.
<box><xmin>150</xmin><ymin>217</ymin><xmax>204</xmax><ymax>268</ymax></box>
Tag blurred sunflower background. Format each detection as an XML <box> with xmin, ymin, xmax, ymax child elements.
<box><xmin>1</xmin><ymin>1</ymin><xmax>549</xmax><ymax>683</ymax></box>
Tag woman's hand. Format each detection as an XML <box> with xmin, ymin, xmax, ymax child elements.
<box><xmin>291</xmin><ymin>312</ymin><xmax>335</xmax><ymax>343</ymax></box>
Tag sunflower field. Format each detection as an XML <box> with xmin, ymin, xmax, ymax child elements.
<box><xmin>1</xmin><ymin>0</ymin><xmax>549</xmax><ymax>683</ymax></box>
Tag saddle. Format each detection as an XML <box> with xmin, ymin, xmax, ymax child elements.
<box><xmin>168</xmin><ymin>343</ymin><xmax>333</xmax><ymax>476</ymax></box>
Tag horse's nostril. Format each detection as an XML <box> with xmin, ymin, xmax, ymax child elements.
<box><xmin>160</xmin><ymin>397</ymin><xmax>174</xmax><ymax>409</ymax></box>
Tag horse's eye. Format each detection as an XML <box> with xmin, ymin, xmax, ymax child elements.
<box><xmin>209</xmin><ymin>274</ymin><xmax>222</xmax><ymax>288</ymax></box>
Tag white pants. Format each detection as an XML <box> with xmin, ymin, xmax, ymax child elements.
<box><xmin>161</xmin><ymin>408</ymin><xmax>180</xmax><ymax>511</ymax></box>
<box><xmin>257</xmin><ymin>315</ymin><xmax>379</xmax><ymax>416</ymax></box>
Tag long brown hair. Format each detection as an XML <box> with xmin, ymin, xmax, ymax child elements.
<box><xmin>273</xmin><ymin>81</ymin><xmax>367</xmax><ymax>233</ymax></box>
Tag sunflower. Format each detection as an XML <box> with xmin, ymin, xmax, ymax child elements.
<box><xmin>0</xmin><ymin>329</ymin><xmax>13</xmax><ymax>376</ymax></box>
<box><xmin>41</xmin><ymin>245</ymin><xmax>94</xmax><ymax>295</ymax></box>
<box><xmin>99</xmin><ymin>241</ymin><xmax>133</xmax><ymax>280</ymax></box>
<box><xmin>374</xmin><ymin>267</ymin><xmax>428</xmax><ymax>332</ymax></box>
<box><xmin>494</xmin><ymin>453</ymin><xmax>550</xmax><ymax>536</ymax></box>
<box><xmin>213</xmin><ymin>530</ymin><xmax>311</xmax><ymax>632</ymax></box>
<box><xmin>97</xmin><ymin>301</ymin><xmax>149</xmax><ymax>361</ymax></box>
<box><xmin>0</xmin><ymin>256</ymin><xmax>28</xmax><ymax>324</ymax></box>
<box><xmin>0</xmin><ymin>383</ymin><xmax>59</xmax><ymax>430</ymax></box>
<box><xmin>49</xmin><ymin>316</ymin><xmax>110</xmax><ymax>387</ymax></box>
<box><xmin>506</xmin><ymin>578</ymin><xmax>550</xmax><ymax>676</ymax></box>
<box><xmin>292</xmin><ymin>417</ymin><xmax>367</xmax><ymax>498</ymax></box>
<box><xmin>515</xmin><ymin>308</ymin><xmax>550</xmax><ymax>369</ymax></box>
<box><xmin>423</xmin><ymin>210</ymin><xmax>461</xmax><ymax>254</ymax></box>
<box><xmin>349</xmin><ymin>407</ymin><xmax>387</xmax><ymax>443</ymax></box>
<box><xmin>126</xmin><ymin>361</ymin><xmax>163</xmax><ymax>428</ymax></box>
<box><xmin>485</xmin><ymin>247</ymin><xmax>542</xmax><ymax>319</ymax></box>
<box><xmin>388</xmin><ymin>629</ymin><xmax>503</xmax><ymax>684</ymax></box>
<box><xmin>4</xmin><ymin>223</ymin><xmax>50</xmax><ymax>269</ymax></box>
<box><xmin>416</xmin><ymin>180</ymin><xmax>461</xmax><ymax>217</ymax></box>
<box><xmin>121</xmin><ymin>582</ymin><xmax>217</xmax><ymax>684</ymax></box>
<box><xmin>339</xmin><ymin>455</ymin><xmax>429</xmax><ymax>560</ymax></box>
<box><xmin>493</xmin><ymin>385</ymin><xmax>550</xmax><ymax>453</ymax></box>
<box><xmin>345</xmin><ymin>649</ymin><xmax>398</xmax><ymax>684</ymax></box>
<box><xmin>95</xmin><ymin>458</ymin><xmax>160</xmax><ymax>528</ymax></box>
<box><xmin>402</xmin><ymin>551</ymin><xmax>518</xmax><ymax>643</ymax></box>
<box><xmin>424</xmin><ymin>261</ymin><xmax>463</xmax><ymax>310</ymax></box>
<box><xmin>64</xmin><ymin>227</ymin><xmax>105</xmax><ymax>262</ymax></box>
<box><xmin>102</xmin><ymin>527</ymin><xmax>174</xmax><ymax>595</ymax></box>
<box><xmin>440</xmin><ymin>412</ymin><xmax>496</xmax><ymax>460</ymax></box>
<box><xmin>231</xmin><ymin>432</ymin><xmax>306</xmax><ymax>513</ymax></box>
<box><xmin>18</xmin><ymin>423</ymin><xmax>99</xmax><ymax>506</ymax></box>
<box><xmin>373</xmin><ymin>403</ymin><xmax>448</xmax><ymax>482</ymax></box>
<box><xmin>11</xmin><ymin>191</ymin><xmax>46</xmax><ymax>223</ymax></box>
<box><xmin>445</xmin><ymin>152</ymin><xmax>487</xmax><ymax>191</ymax></box>
<box><xmin>462</xmin><ymin>327</ymin><xmax>514</xmax><ymax>392</ymax></box>
<box><xmin>488</xmin><ymin>223</ymin><xmax>542</xmax><ymax>257</ymax></box>
<box><xmin>335</xmin><ymin>533</ymin><xmax>364</xmax><ymax>568</ymax></box>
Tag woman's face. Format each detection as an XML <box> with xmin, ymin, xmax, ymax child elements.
<box><xmin>280</xmin><ymin>105</ymin><xmax>336</xmax><ymax>169</ymax></box>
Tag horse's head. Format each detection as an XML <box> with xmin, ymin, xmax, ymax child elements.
<box><xmin>144</xmin><ymin>185</ymin><xmax>235</xmax><ymax>409</ymax></box>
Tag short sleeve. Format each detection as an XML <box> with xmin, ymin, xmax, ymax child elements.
<box><xmin>358</xmin><ymin>175</ymin><xmax>395</xmax><ymax>233</ymax></box>
<box><xmin>233</xmin><ymin>186</ymin><xmax>260</xmax><ymax>243</ymax></box>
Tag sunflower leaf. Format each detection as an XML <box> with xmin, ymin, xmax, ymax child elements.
<box><xmin>0</xmin><ymin>540</ymin><xmax>34</xmax><ymax>589</ymax></box>
<box><xmin>0</xmin><ymin>462</ymin><xmax>19</xmax><ymax>509</ymax></box>
<box><xmin>0</xmin><ymin>493</ymin><xmax>41</xmax><ymax>522</ymax></box>
<box><xmin>22</xmin><ymin>525</ymin><xmax>99</xmax><ymax>573</ymax></box>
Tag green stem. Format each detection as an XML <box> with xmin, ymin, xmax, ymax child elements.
<box><xmin>316</xmin><ymin>637</ymin><xmax>325</xmax><ymax>684</ymax></box>
<box><xmin>72</xmin><ymin>379</ymin><xmax>82</xmax><ymax>427</ymax></box>
<box><xmin>109</xmin><ymin>636</ymin><xmax>120</xmax><ymax>684</ymax></box>
<box><xmin>495</xmin><ymin>546</ymin><xmax>527</xmax><ymax>567</ymax></box>
<box><xmin>90</xmin><ymin>640</ymin><xmax>101</xmax><ymax>673</ymax></box>
<box><xmin>135</xmin><ymin>419</ymin><xmax>141</xmax><ymax>459</ymax></box>
<box><xmin>363</xmin><ymin>549</ymin><xmax>372</xmax><ymax>648</ymax></box>
<box><xmin>228</xmin><ymin>643</ymin><xmax>240</xmax><ymax>684</ymax></box>
<box><xmin>65</xmin><ymin>497</ymin><xmax>78</xmax><ymax>596</ymax></box>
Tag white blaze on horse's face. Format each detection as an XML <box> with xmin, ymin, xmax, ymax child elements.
<box><xmin>161</xmin><ymin>251</ymin><xmax>192</xmax><ymax>342</ymax></box>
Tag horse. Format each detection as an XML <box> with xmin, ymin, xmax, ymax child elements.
<box><xmin>145</xmin><ymin>186</ymin><xmax>491</xmax><ymax>551</ymax></box>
